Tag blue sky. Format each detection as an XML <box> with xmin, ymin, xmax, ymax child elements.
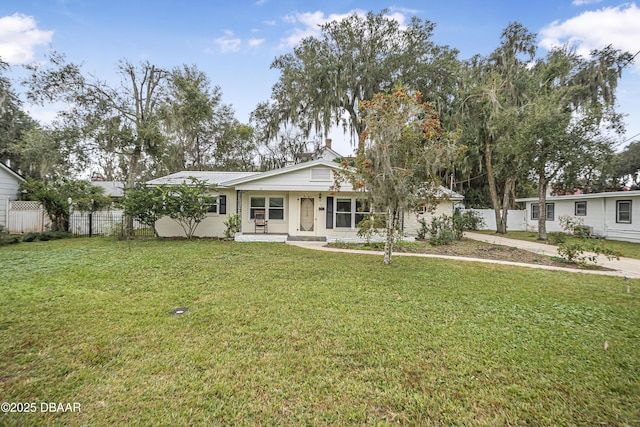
<box><xmin>1</xmin><ymin>0</ymin><xmax>639</xmax><ymax>156</ymax></box>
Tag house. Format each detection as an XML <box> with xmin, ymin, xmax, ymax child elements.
<box><xmin>147</xmin><ymin>148</ymin><xmax>463</xmax><ymax>241</ymax></box>
<box><xmin>0</xmin><ymin>161</ymin><xmax>25</xmax><ymax>230</ymax></box>
<box><xmin>90</xmin><ymin>181</ymin><xmax>126</xmax><ymax>199</ymax></box>
<box><xmin>516</xmin><ymin>190</ymin><xmax>640</xmax><ymax>242</ymax></box>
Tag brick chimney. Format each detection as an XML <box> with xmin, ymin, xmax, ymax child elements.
<box><xmin>325</xmin><ymin>138</ymin><xmax>332</xmax><ymax>149</ymax></box>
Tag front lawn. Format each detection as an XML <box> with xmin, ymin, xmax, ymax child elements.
<box><xmin>1</xmin><ymin>238</ymin><xmax>638</xmax><ymax>425</ymax></box>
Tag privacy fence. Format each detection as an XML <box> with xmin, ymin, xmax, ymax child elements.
<box><xmin>6</xmin><ymin>200</ymin><xmax>153</xmax><ymax>236</ymax></box>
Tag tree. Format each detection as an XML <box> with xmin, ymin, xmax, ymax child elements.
<box><xmin>456</xmin><ymin>23</ymin><xmax>536</xmax><ymax>234</ymax></box>
<box><xmin>269</xmin><ymin>10</ymin><xmax>458</xmax><ymax>143</ymax></box>
<box><xmin>250</xmin><ymin>101</ymin><xmax>322</xmax><ymax>170</ymax></box>
<box><xmin>7</xmin><ymin>125</ymin><xmax>83</xmax><ymax>180</ymax></box>
<box><xmin>520</xmin><ymin>45</ymin><xmax>632</xmax><ymax>240</ymax></box>
<box><xmin>0</xmin><ymin>59</ymin><xmax>39</xmax><ymax>173</ymax></box>
<box><xmin>25</xmin><ymin>54</ymin><xmax>170</xmax><ymax>235</ymax></box>
<box><xmin>160</xmin><ymin>177</ymin><xmax>216</xmax><ymax>239</ymax></box>
<box><xmin>212</xmin><ymin>121</ymin><xmax>257</xmax><ymax>171</ymax></box>
<box><xmin>337</xmin><ymin>87</ymin><xmax>460</xmax><ymax>265</ymax></box>
<box><xmin>161</xmin><ymin>64</ymin><xmax>239</xmax><ymax>172</ymax></box>
<box><xmin>25</xmin><ymin>54</ymin><xmax>169</xmax><ymax>187</ymax></box>
<box><xmin>121</xmin><ymin>183</ymin><xmax>165</xmax><ymax>236</ymax></box>
<box><xmin>613</xmin><ymin>141</ymin><xmax>640</xmax><ymax>189</ymax></box>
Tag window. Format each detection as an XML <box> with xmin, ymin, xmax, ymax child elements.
<box><xmin>617</xmin><ymin>200</ymin><xmax>631</xmax><ymax>224</ymax></box>
<box><xmin>269</xmin><ymin>197</ymin><xmax>284</xmax><ymax>220</ymax></box>
<box><xmin>333</xmin><ymin>198</ymin><xmax>374</xmax><ymax>228</ymax></box>
<box><xmin>355</xmin><ymin>199</ymin><xmax>369</xmax><ymax>226</ymax></box>
<box><xmin>250</xmin><ymin>197</ymin><xmax>265</xmax><ymax>219</ymax></box>
<box><xmin>545</xmin><ymin>203</ymin><xmax>555</xmax><ymax>221</ymax></box>
<box><xmin>206</xmin><ymin>195</ymin><xmax>226</xmax><ymax>214</ymax></box>
<box><xmin>531</xmin><ymin>203</ymin><xmax>554</xmax><ymax>221</ymax></box>
<box><xmin>250</xmin><ymin>196</ymin><xmax>284</xmax><ymax>220</ymax></box>
<box><xmin>336</xmin><ymin>198</ymin><xmax>352</xmax><ymax>228</ymax></box>
<box><xmin>310</xmin><ymin>168</ymin><xmax>331</xmax><ymax>181</ymax></box>
<box><xmin>575</xmin><ymin>201</ymin><xmax>587</xmax><ymax>216</ymax></box>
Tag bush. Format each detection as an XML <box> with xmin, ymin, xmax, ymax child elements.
<box><xmin>420</xmin><ymin>215</ymin><xmax>457</xmax><ymax>246</ymax></box>
<box><xmin>356</xmin><ymin>213</ymin><xmax>387</xmax><ymax>243</ymax></box>
<box><xmin>0</xmin><ymin>236</ymin><xmax>20</xmax><ymax>246</ymax></box>
<box><xmin>556</xmin><ymin>215</ymin><xmax>622</xmax><ymax>266</ymax></box>
<box><xmin>418</xmin><ymin>209</ymin><xmax>482</xmax><ymax>245</ymax></box>
<box><xmin>22</xmin><ymin>231</ymin><xmax>72</xmax><ymax>242</ymax></box>
<box><xmin>547</xmin><ymin>232</ymin><xmax>567</xmax><ymax>244</ymax></box>
<box><xmin>458</xmin><ymin>209</ymin><xmax>485</xmax><ymax>231</ymax></box>
<box><xmin>223</xmin><ymin>214</ymin><xmax>241</xmax><ymax>239</ymax></box>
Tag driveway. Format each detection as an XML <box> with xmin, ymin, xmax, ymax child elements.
<box><xmin>287</xmin><ymin>234</ymin><xmax>640</xmax><ymax>279</ymax></box>
<box><xmin>465</xmin><ymin>232</ymin><xmax>640</xmax><ymax>279</ymax></box>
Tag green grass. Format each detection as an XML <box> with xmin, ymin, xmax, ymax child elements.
<box><xmin>1</xmin><ymin>238</ymin><xmax>639</xmax><ymax>426</ymax></box>
<box><xmin>475</xmin><ymin>229</ymin><xmax>640</xmax><ymax>259</ymax></box>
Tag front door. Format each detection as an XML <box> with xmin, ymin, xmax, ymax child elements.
<box><xmin>299</xmin><ymin>198</ymin><xmax>315</xmax><ymax>231</ymax></box>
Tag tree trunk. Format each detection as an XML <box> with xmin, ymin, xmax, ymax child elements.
<box><xmin>500</xmin><ymin>176</ymin><xmax>516</xmax><ymax>234</ymax></box>
<box><xmin>124</xmin><ymin>150</ymin><xmax>140</xmax><ymax>237</ymax></box>
<box><xmin>537</xmin><ymin>174</ymin><xmax>548</xmax><ymax>241</ymax></box>
<box><xmin>485</xmin><ymin>135</ymin><xmax>506</xmax><ymax>234</ymax></box>
<box><xmin>383</xmin><ymin>206</ymin><xmax>396</xmax><ymax>265</ymax></box>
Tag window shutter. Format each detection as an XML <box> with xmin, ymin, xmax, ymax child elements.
<box><xmin>219</xmin><ymin>195</ymin><xmax>227</xmax><ymax>214</ymax></box>
<box><xmin>326</xmin><ymin>196</ymin><xmax>334</xmax><ymax>229</ymax></box>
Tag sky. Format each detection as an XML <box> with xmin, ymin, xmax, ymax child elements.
<box><xmin>1</xmin><ymin>0</ymin><xmax>639</xmax><ymax>157</ymax></box>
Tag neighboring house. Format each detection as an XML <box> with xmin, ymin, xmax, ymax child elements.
<box><xmin>516</xmin><ymin>190</ymin><xmax>640</xmax><ymax>242</ymax></box>
<box><xmin>90</xmin><ymin>181</ymin><xmax>126</xmax><ymax>199</ymax></box>
<box><xmin>0</xmin><ymin>161</ymin><xmax>25</xmax><ymax>229</ymax></box>
<box><xmin>147</xmin><ymin>148</ymin><xmax>463</xmax><ymax>241</ymax></box>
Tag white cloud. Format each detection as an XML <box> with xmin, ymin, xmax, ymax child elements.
<box><xmin>248</xmin><ymin>38</ymin><xmax>265</xmax><ymax>47</ymax></box>
<box><xmin>215</xmin><ymin>30</ymin><xmax>241</xmax><ymax>53</ymax></box>
<box><xmin>280</xmin><ymin>9</ymin><xmax>409</xmax><ymax>49</ymax></box>
<box><xmin>0</xmin><ymin>13</ymin><xmax>53</xmax><ymax>65</ymax></box>
<box><xmin>572</xmin><ymin>0</ymin><xmax>603</xmax><ymax>5</ymax></box>
<box><xmin>540</xmin><ymin>3</ymin><xmax>640</xmax><ymax>70</ymax></box>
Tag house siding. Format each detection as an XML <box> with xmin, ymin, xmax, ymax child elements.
<box><xmin>519</xmin><ymin>193</ymin><xmax>640</xmax><ymax>242</ymax></box>
<box><xmin>154</xmin><ymin>189</ymin><xmax>237</xmax><ymax>238</ymax></box>
<box><xmin>234</xmin><ymin>166</ymin><xmax>354</xmax><ymax>192</ymax></box>
<box><xmin>0</xmin><ymin>165</ymin><xmax>23</xmax><ymax>228</ymax></box>
<box><xmin>403</xmin><ymin>203</ymin><xmax>456</xmax><ymax>237</ymax></box>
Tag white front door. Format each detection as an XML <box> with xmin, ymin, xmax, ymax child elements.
<box><xmin>299</xmin><ymin>197</ymin><xmax>315</xmax><ymax>232</ymax></box>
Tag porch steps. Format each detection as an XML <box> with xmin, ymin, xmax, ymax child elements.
<box><xmin>286</xmin><ymin>236</ymin><xmax>327</xmax><ymax>242</ymax></box>
<box><xmin>234</xmin><ymin>233</ymin><xmax>288</xmax><ymax>242</ymax></box>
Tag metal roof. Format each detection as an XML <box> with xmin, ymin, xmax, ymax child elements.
<box><xmin>515</xmin><ymin>190</ymin><xmax>640</xmax><ymax>202</ymax></box>
<box><xmin>146</xmin><ymin>171</ymin><xmax>259</xmax><ymax>187</ymax></box>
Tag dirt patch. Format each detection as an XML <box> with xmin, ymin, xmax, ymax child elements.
<box><xmin>327</xmin><ymin>239</ymin><xmax>611</xmax><ymax>271</ymax></box>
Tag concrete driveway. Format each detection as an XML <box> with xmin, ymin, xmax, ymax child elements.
<box><xmin>287</xmin><ymin>233</ymin><xmax>640</xmax><ymax>279</ymax></box>
<box><xmin>464</xmin><ymin>232</ymin><xmax>640</xmax><ymax>279</ymax></box>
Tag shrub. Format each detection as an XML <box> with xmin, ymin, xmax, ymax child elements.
<box><xmin>422</xmin><ymin>214</ymin><xmax>457</xmax><ymax>246</ymax></box>
<box><xmin>21</xmin><ymin>231</ymin><xmax>72</xmax><ymax>242</ymax></box>
<box><xmin>458</xmin><ymin>209</ymin><xmax>485</xmax><ymax>231</ymax></box>
<box><xmin>356</xmin><ymin>213</ymin><xmax>387</xmax><ymax>244</ymax></box>
<box><xmin>556</xmin><ymin>215</ymin><xmax>622</xmax><ymax>266</ymax></box>
<box><xmin>0</xmin><ymin>236</ymin><xmax>20</xmax><ymax>246</ymax></box>
<box><xmin>418</xmin><ymin>209</ymin><xmax>480</xmax><ymax>245</ymax></box>
<box><xmin>547</xmin><ymin>232</ymin><xmax>567</xmax><ymax>244</ymax></box>
<box><xmin>223</xmin><ymin>214</ymin><xmax>241</xmax><ymax>238</ymax></box>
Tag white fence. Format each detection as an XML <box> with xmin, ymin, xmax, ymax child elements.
<box><xmin>7</xmin><ymin>200</ymin><xmax>51</xmax><ymax>233</ymax></box>
<box><xmin>461</xmin><ymin>209</ymin><xmax>528</xmax><ymax>232</ymax></box>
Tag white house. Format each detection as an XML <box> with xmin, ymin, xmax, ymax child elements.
<box><xmin>0</xmin><ymin>161</ymin><xmax>25</xmax><ymax>230</ymax></box>
<box><xmin>516</xmin><ymin>190</ymin><xmax>640</xmax><ymax>242</ymax></box>
<box><xmin>147</xmin><ymin>148</ymin><xmax>463</xmax><ymax>241</ymax></box>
